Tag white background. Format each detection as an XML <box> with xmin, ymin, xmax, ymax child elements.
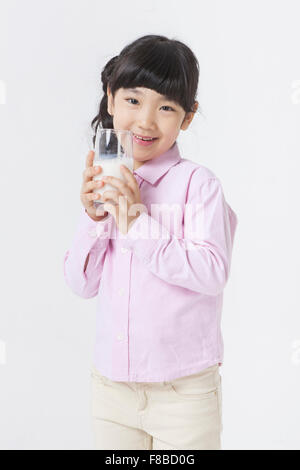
<box><xmin>0</xmin><ymin>0</ymin><xmax>299</xmax><ymax>450</ymax></box>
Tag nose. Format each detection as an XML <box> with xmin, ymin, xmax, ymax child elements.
<box><xmin>136</xmin><ymin>107</ymin><xmax>156</xmax><ymax>130</ymax></box>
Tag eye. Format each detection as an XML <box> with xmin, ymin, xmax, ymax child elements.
<box><xmin>126</xmin><ymin>98</ymin><xmax>138</xmax><ymax>105</ymax></box>
<box><xmin>161</xmin><ymin>106</ymin><xmax>175</xmax><ymax>112</ymax></box>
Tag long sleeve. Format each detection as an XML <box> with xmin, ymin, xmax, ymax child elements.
<box><xmin>120</xmin><ymin>175</ymin><xmax>238</xmax><ymax>296</ymax></box>
<box><xmin>63</xmin><ymin>207</ymin><xmax>114</xmax><ymax>299</ymax></box>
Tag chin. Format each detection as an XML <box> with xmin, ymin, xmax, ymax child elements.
<box><xmin>133</xmin><ymin>155</ymin><xmax>147</xmax><ymax>162</ymax></box>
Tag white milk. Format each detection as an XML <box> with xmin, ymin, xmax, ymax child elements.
<box><xmin>92</xmin><ymin>155</ymin><xmax>134</xmax><ymax>200</ymax></box>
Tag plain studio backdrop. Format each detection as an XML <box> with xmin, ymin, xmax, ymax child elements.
<box><xmin>0</xmin><ymin>0</ymin><xmax>299</xmax><ymax>450</ymax></box>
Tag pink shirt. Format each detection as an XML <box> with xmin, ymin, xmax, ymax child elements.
<box><xmin>63</xmin><ymin>141</ymin><xmax>238</xmax><ymax>382</ymax></box>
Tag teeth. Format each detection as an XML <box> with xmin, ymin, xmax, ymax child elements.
<box><xmin>135</xmin><ymin>135</ymin><xmax>155</xmax><ymax>141</ymax></box>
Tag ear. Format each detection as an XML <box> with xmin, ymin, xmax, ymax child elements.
<box><xmin>107</xmin><ymin>85</ymin><xmax>114</xmax><ymax>116</ymax></box>
<box><xmin>180</xmin><ymin>101</ymin><xmax>199</xmax><ymax>131</ymax></box>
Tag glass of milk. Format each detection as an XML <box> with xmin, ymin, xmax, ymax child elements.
<box><xmin>92</xmin><ymin>128</ymin><xmax>134</xmax><ymax>207</ymax></box>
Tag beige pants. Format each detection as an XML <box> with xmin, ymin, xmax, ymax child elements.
<box><xmin>89</xmin><ymin>363</ymin><xmax>222</xmax><ymax>450</ymax></box>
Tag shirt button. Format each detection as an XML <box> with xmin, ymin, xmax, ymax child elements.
<box><xmin>121</xmin><ymin>247</ymin><xmax>129</xmax><ymax>254</ymax></box>
<box><xmin>118</xmin><ymin>287</ymin><xmax>125</xmax><ymax>296</ymax></box>
<box><xmin>117</xmin><ymin>334</ymin><xmax>123</xmax><ymax>341</ymax></box>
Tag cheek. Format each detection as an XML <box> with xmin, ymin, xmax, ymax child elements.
<box><xmin>161</xmin><ymin>116</ymin><xmax>181</xmax><ymax>131</ymax></box>
<box><xmin>113</xmin><ymin>110</ymin><xmax>131</xmax><ymax>126</ymax></box>
<box><xmin>160</xmin><ymin>125</ymin><xmax>180</xmax><ymax>141</ymax></box>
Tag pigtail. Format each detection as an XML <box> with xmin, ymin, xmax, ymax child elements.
<box><xmin>90</xmin><ymin>55</ymin><xmax>119</xmax><ymax>147</ymax></box>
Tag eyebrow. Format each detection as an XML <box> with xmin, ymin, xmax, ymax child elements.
<box><xmin>125</xmin><ymin>88</ymin><xmax>176</xmax><ymax>103</ymax></box>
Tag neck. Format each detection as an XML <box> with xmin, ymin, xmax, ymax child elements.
<box><xmin>133</xmin><ymin>160</ymin><xmax>144</xmax><ymax>171</ymax></box>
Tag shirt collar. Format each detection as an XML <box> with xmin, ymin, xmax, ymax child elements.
<box><xmin>133</xmin><ymin>141</ymin><xmax>181</xmax><ymax>185</ymax></box>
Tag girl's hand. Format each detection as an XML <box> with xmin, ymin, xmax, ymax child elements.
<box><xmin>80</xmin><ymin>150</ymin><xmax>109</xmax><ymax>221</ymax></box>
<box><xmin>100</xmin><ymin>165</ymin><xmax>146</xmax><ymax>234</ymax></box>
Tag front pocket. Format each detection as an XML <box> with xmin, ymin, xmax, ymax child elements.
<box><xmin>170</xmin><ymin>382</ymin><xmax>218</xmax><ymax>400</ymax></box>
<box><xmin>169</xmin><ymin>365</ymin><xmax>220</xmax><ymax>400</ymax></box>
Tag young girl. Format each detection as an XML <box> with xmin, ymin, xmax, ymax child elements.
<box><xmin>64</xmin><ymin>34</ymin><xmax>238</xmax><ymax>450</ymax></box>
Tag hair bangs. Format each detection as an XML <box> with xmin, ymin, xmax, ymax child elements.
<box><xmin>112</xmin><ymin>44</ymin><xmax>189</xmax><ymax>110</ymax></box>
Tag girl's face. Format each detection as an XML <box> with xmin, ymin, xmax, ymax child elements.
<box><xmin>107</xmin><ymin>86</ymin><xmax>197</xmax><ymax>169</ymax></box>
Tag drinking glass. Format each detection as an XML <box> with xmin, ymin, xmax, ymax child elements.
<box><xmin>92</xmin><ymin>129</ymin><xmax>134</xmax><ymax>207</ymax></box>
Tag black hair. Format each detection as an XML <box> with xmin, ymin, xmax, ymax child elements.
<box><xmin>90</xmin><ymin>34</ymin><xmax>201</xmax><ymax>147</ymax></box>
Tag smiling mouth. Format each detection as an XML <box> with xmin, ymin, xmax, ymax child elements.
<box><xmin>133</xmin><ymin>134</ymin><xmax>158</xmax><ymax>141</ymax></box>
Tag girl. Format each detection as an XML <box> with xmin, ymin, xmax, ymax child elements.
<box><xmin>64</xmin><ymin>34</ymin><xmax>238</xmax><ymax>450</ymax></box>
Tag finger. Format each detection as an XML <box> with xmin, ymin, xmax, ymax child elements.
<box><xmin>120</xmin><ymin>164</ymin><xmax>140</xmax><ymax>195</ymax></box>
<box><xmin>84</xmin><ymin>179</ymin><xmax>104</xmax><ymax>192</ymax></box>
<box><xmin>101</xmin><ymin>190</ymin><xmax>120</xmax><ymax>205</ymax></box>
<box><xmin>82</xmin><ymin>164</ymin><xmax>102</xmax><ymax>182</ymax></box>
<box><xmin>86</xmin><ymin>150</ymin><xmax>94</xmax><ymax>168</ymax></box>
<box><xmin>81</xmin><ymin>191</ymin><xmax>102</xmax><ymax>203</ymax></box>
<box><xmin>101</xmin><ymin>175</ymin><xmax>135</xmax><ymax>204</ymax></box>
<box><xmin>102</xmin><ymin>191</ymin><xmax>131</xmax><ymax>209</ymax></box>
